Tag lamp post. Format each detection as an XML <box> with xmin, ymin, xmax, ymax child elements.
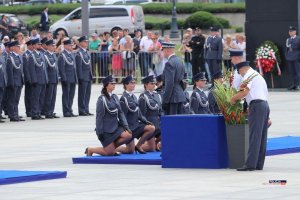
<box><xmin>169</xmin><ymin>0</ymin><xmax>179</xmax><ymax>38</ymax></box>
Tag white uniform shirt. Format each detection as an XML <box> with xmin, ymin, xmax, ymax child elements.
<box><xmin>232</xmin><ymin>69</ymin><xmax>243</xmax><ymax>90</ymax></box>
<box><xmin>242</xmin><ymin>67</ymin><xmax>268</xmax><ymax>104</ymax></box>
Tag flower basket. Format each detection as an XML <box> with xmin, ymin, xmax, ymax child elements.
<box><xmin>255</xmin><ymin>41</ymin><xmax>281</xmax><ymax>88</ymax></box>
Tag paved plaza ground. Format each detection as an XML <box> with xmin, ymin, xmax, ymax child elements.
<box><xmin>0</xmin><ymin>84</ymin><xmax>300</xmax><ymax>200</ymax></box>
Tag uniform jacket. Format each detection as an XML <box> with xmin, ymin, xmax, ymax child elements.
<box><xmin>96</xmin><ymin>94</ymin><xmax>128</xmax><ymax>136</ymax></box>
<box><xmin>58</xmin><ymin>50</ymin><xmax>77</xmax><ymax>83</ymax></box>
<box><xmin>6</xmin><ymin>52</ymin><xmax>24</xmax><ymax>87</ymax></box>
<box><xmin>162</xmin><ymin>55</ymin><xmax>185</xmax><ymax>104</ymax></box>
<box><xmin>44</xmin><ymin>51</ymin><xmax>59</xmax><ymax>84</ymax></box>
<box><xmin>22</xmin><ymin>50</ymin><xmax>32</xmax><ymax>83</ymax></box>
<box><xmin>205</xmin><ymin>36</ymin><xmax>223</xmax><ymax>60</ymax></box>
<box><xmin>139</xmin><ymin>91</ymin><xmax>163</xmax><ymax>129</ymax></box>
<box><xmin>120</xmin><ymin>92</ymin><xmax>148</xmax><ymax>130</ymax></box>
<box><xmin>182</xmin><ymin>90</ymin><xmax>192</xmax><ymax>114</ymax></box>
<box><xmin>285</xmin><ymin>36</ymin><xmax>300</xmax><ymax>61</ymax></box>
<box><xmin>0</xmin><ymin>56</ymin><xmax>6</xmax><ymax>87</ymax></box>
<box><xmin>28</xmin><ymin>50</ymin><xmax>48</xmax><ymax>85</ymax></box>
<box><xmin>75</xmin><ymin>48</ymin><xmax>92</xmax><ymax>82</ymax></box>
<box><xmin>208</xmin><ymin>88</ymin><xmax>220</xmax><ymax>114</ymax></box>
<box><xmin>190</xmin><ymin>88</ymin><xmax>211</xmax><ymax>114</ymax></box>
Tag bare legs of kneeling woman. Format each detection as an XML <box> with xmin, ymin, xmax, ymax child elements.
<box><xmin>116</xmin><ymin>124</ymin><xmax>156</xmax><ymax>154</ymax></box>
<box><xmin>85</xmin><ymin>130</ymin><xmax>132</xmax><ymax>156</ymax></box>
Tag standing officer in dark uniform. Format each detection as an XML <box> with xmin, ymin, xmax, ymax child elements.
<box><xmin>229</xmin><ymin>49</ymin><xmax>270</xmax><ymax>171</ymax></box>
<box><xmin>22</xmin><ymin>39</ymin><xmax>34</xmax><ymax>117</ymax></box>
<box><xmin>43</xmin><ymin>39</ymin><xmax>59</xmax><ymax>119</ymax></box>
<box><xmin>205</xmin><ymin>27</ymin><xmax>223</xmax><ymax>81</ymax></box>
<box><xmin>0</xmin><ymin>48</ymin><xmax>6</xmax><ymax>122</ymax></box>
<box><xmin>28</xmin><ymin>38</ymin><xmax>48</xmax><ymax>120</ymax></box>
<box><xmin>285</xmin><ymin>26</ymin><xmax>300</xmax><ymax>90</ymax></box>
<box><xmin>6</xmin><ymin>41</ymin><xmax>25</xmax><ymax>122</ymax></box>
<box><xmin>161</xmin><ymin>42</ymin><xmax>185</xmax><ymax>115</ymax></box>
<box><xmin>75</xmin><ymin>36</ymin><xmax>93</xmax><ymax>116</ymax></box>
<box><xmin>189</xmin><ymin>28</ymin><xmax>206</xmax><ymax>77</ymax></box>
<box><xmin>58</xmin><ymin>39</ymin><xmax>78</xmax><ymax>117</ymax></box>
<box><xmin>190</xmin><ymin>72</ymin><xmax>211</xmax><ymax>114</ymax></box>
<box><xmin>1</xmin><ymin>41</ymin><xmax>11</xmax><ymax>117</ymax></box>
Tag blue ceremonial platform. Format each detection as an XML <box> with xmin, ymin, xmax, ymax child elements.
<box><xmin>73</xmin><ymin>152</ymin><xmax>161</xmax><ymax>165</ymax></box>
<box><xmin>161</xmin><ymin>115</ymin><xmax>229</xmax><ymax>168</ymax></box>
<box><xmin>0</xmin><ymin>170</ymin><xmax>67</xmax><ymax>185</ymax></box>
<box><xmin>267</xmin><ymin>136</ymin><xmax>300</xmax><ymax>156</ymax></box>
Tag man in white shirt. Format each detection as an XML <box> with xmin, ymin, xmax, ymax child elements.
<box><xmin>229</xmin><ymin>49</ymin><xmax>270</xmax><ymax>171</ymax></box>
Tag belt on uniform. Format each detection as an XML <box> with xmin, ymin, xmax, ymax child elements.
<box><xmin>249</xmin><ymin>99</ymin><xmax>266</xmax><ymax>106</ymax></box>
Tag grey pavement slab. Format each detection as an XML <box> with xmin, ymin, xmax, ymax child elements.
<box><xmin>0</xmin><ymin>84</ymin><xmax>300</xmax><ymax>199</ymax></box>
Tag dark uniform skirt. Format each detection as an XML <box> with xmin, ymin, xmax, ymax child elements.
<box><xmin>132</xmin><ymin>123</ymin><xmax>146</xmax><ymax>139</ymax></box>
<box><xmin>98</xmin><ymin>126</ymin><xmax>124</xmax><ymax>147</ymax></box>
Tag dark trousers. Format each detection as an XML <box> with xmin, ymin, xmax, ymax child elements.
<box><xmin>44</xmin><ymin>83</ymin><xmax>57</xmax><ymax>116</ymax></box>
<box><xmin>246</xmin><ymin>101</ymin><xmax>270</xmax><ymax>169</ymax></box>
<box><xmin>0</xmin><ymin>87</ymin><xmax>4</xmax><ymax>116</ymax></box>
<box><xmin>31</xmin><ymin>84</ymin><xmax>46</xmax><ymax>117</ymax></box>
<box><xmin>287</xmin><ymin>60</ymin><xmax>300</xmax><ymax>86</ymax></box>
<box><xmin>24</xmin><ymin>83</ymin><xmax>32</xmax><ymax>117</ymax></box>
<box><xmin>223</xmin><ymin>59</ymin><xmax>232</xmax><ymax>70</ymax></box>
<box><xmin>2</xmin><ymin>88</ymin><xmax>8</xmax><ymax>115</ymax></box>
<box><xmin>7</xmin><ymin>86</ymin><xmax>22</xmax><ymax>119</ymax></box>
<box><xmin>78</xmin><ymin>81</ymin><xmax>91</xmax><ymax>114</ymax></box>
<box><xmin>207</xmin><ymin>59</ymin><xmax>221</xmax><ymax>80</ymax></box>
<box><xmin>140</xmin><ymin>52</ymin><xmax>152</xmax><ymax>77</ymax></box>
<box><xmin>164</xmin><ymin>102</ymin><xmax>183</xmax><ymax>115</ymax></box>
<box><xmin>191</xmin><ymin>53</ymin><xmax>205</xmax><ymax>77</ymax></box>
<box><xmin>62</xmin><ymin>82</ymin><xmax>76</xmax><ymax>116</ymax></box>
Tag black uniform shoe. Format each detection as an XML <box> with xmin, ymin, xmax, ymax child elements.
<box><xmin>32</xmin><ymin>116</ymin><xmax>41</xmax><ymax>120</ymax></box>
<box><xmin>10</xmin><ymin>118</ymin><xmax>20</xmax><ymax>122</ymax></box>
<box><xmin>0</xmin><ymin>120</ymin><xmax>5</xmax><ymax>123</ymax></box>
<box><xmin>18</xmin><ymin>118</ymin><xmax>25</xmax><ymax>121</ymax></box>
<box><xmin>79</xmin><ymin>112</ymin><xmax>88</xmax><ymax>116</ymax></box>
<box><xmin>237</xmin><ymin>166</ymin><xmax>256</xmax><ymax>171</ymax></box>
<box><xmin>53</xmin><ymin>115</ymin><xmax>60</xmax><ymax>118</ymax></box>
<box><xmin>294</xmin><ymin>86</ymin><xmax>300</xmax><ymax>90</ymax></box>
<box><xmin>87</xmin><ymin>112</ymin><xmax>94</xmax><ymax>116</ymax></box>
<box><xmin>45</xmin><ymin>115</ymin><xmax>54</xmax><ymax>119</ymax></box>
<box><xmin>71</xmin><ymin>113</ymin><xmax>78</xmax><ymax>117</ymax></box>
<box><xmin>0</xmin><ymin>116</ymin><xmax>7</xmax><ymax>119</ymax></box>
<box><xmin>287</xmin><ymin>85</ymin><xmax>296</xmax><ymax>90</ymax></box>
<box><xmin>39</xmin><ymin>116</ymin><xmax>45</xmax><ymax>120</ymax></box>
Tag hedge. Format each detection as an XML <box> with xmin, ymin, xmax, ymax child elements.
<box><xmin>0</xmin><ymin>3</ymin><xmax>80</xmax><ymax>15</ymax></box>
<box><xmin>0</xmin><ymin>2</ymin><xmax>245</xmax><ymax>15</ymax></box>
<box><xmin>184</xmin><ymin>11</ymin><xmax>230</xmax><ymax>29</ymax></box>
<box><xmin>142</xmin><ymin>3</ymin><xmax>245</xmax><ymax>14</ymax></box>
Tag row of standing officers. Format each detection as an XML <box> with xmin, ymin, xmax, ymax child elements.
<box><xmin>0</xmin><ymin>36</ymin><xmax>93</xmax><ymax>122</ymax></box>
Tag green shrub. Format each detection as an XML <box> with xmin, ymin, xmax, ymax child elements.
<box><xmin>235</xmin><ymin>27</ymin><xmax>244</xmax><ymax>33</ymax></box>
<box><xmin>216</xmin><ymin>17</ymin><xmax>230</xmax><ymax>28</ymax></box>
<box><xmin>184</xmin><ymin>11</ymin><xmax>222</xmax><ymax>29</ymax></box>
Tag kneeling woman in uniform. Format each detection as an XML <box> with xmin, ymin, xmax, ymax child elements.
<box><xmin>116</xmin><ymin>75</ymin><xmax>156</xmax><ymax>154</ymax></box>
<box><xmin>85</xmin><ymin>75</ymin><xmax>132</xmax><ymax>156</ymax></box>
<box><xmin>190</xmin><ymin>72</ymin><xmax>211</xmax><ymax>114</ymax></box>
<box><xmin>138</xmin><ymin>75</ymin><xmax>163</xmax><ymax>151</ymax></box>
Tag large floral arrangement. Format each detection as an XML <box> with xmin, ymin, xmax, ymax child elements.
<box><xmin>212</xmin><ymin>72</ymin><xmax>258</xmax><ymax>125</ymax></box>
<box><xmin>255</xmin><ymin>41</ymin><xmax>281</xmax><ymax>76</ymax></box>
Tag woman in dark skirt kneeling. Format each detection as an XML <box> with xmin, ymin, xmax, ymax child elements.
<box><xmin>85</xmin><ymin>75</ymin><xmax>132</xmax><ymax>156</ymax></box>
<box><xmin>116</xmin><ymin>75</ymin><xmax>156</xmax><ymax>154</ymax></box>
<box><xmin>138</xmin><ymin>75</ymin><xmax>163</xmax><ymax>152</ymax></box>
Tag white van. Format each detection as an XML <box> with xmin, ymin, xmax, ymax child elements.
<box><xmin>104</xmin><ymin>0</ymin><xmax>152</xmax><ymax>4</ymax></box>
<box><xmin>49</xmin><ymin>5</ymin><xmax>145</xmax><ymax>37</ymax></box>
